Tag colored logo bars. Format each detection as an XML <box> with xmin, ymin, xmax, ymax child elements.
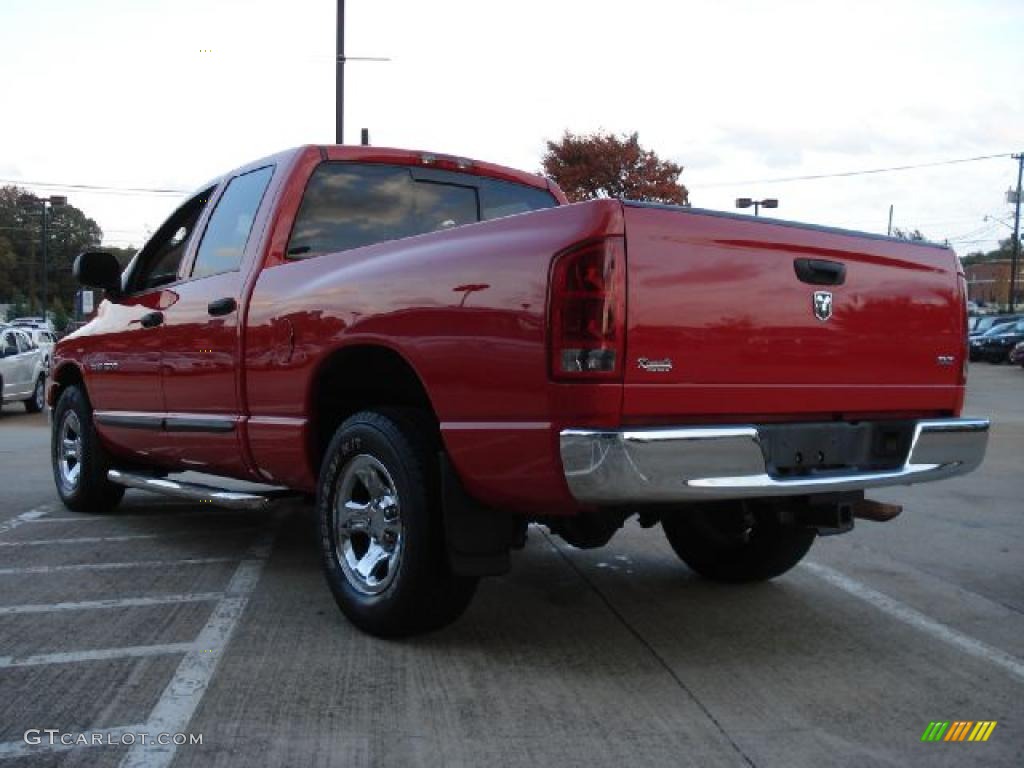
<box><xmin>921</xmin><ymin>721</ymin><xmax>997</xmax><ymax>742</ymax></box>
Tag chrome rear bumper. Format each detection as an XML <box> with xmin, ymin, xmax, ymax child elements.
<box><xmin>559</xmin><ymin>418</ymin><xmax>989</xmax><ymax>505</ymax></box>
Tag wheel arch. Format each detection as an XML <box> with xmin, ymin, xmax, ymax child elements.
<box><xmin>49</xmin><ymin>361</ymin><xmax>88</xmax><ymax>408</ymax></box>
<box><xmin>307</xmin><ymin>342</ymin><xmax>440</xmax><ymax>476</ymax></box>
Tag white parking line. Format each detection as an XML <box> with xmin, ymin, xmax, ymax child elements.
<box><xmin>31</xmin><ymin>510</ymin><xmax>262</xmax><ymax>523</ymax></box>
<box><xmin>803</xmin><ymin>561</ymin><xmax>1024</xmax><ymax>684</ymax></box>
<box><xmin>0</xmin><ymin>504</ymin><xmax>53</xmax><ymax>535</ymax></box>
<box><xmin>0</xmin><ymin>593</ymin><xmax>224</xmax><ymax>615</ymax></box>
<box><xmin>0</xmin><ymin>514</ymin><xmax>282</xmax><ymax>763</ymax></box>
<box><xmin>0</xmin><ymin>528</ymin><xmax>257</xmax><ymax>547</ymax></box>
<box><xmin>120</xmin><ymin>520</ymin><xmax>281</xmax><ymax>768</ymax></box>
<box><xmin>0</xmin><ymin>642</ymin><xmax>195</xmax><ymax>668</ymax></box>
<box><xmin>0</xmin><ymin>724</ymin><xmax>148</xmax><ymax>760</ymax></box>
<box><xmin>17</xmin><ymin>516</ymin><xmax>115</xmax><ymax>523</ymax></box>
<box><xmin>0</xmin><ymin>557</ymin><xmax>237</xmax><ymax>576</ymax></box>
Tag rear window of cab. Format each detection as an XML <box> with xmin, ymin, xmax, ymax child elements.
<box><xmin>286</xmin><ymin>162</ymin><xmax>557</xmax><ymax>259</ymax></box>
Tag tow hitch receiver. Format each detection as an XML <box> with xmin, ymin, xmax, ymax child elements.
<box><xmin>793</xmin><ymin>499</ymin><xmax>855</xmax><ymax>536</ymax></box>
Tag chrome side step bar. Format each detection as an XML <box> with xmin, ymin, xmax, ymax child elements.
<box><xmin>107</xmin><ymin>469</ymin><xmax>274</xmax><ymax>511</ymax></box>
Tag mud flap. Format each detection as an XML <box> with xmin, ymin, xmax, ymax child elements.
<box><xmin>440</xmin><ymin>453</ymin><xmax>515</xmax><ymax>577</ymax></box>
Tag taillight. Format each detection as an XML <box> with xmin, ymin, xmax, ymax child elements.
<box><xmin>549</xmin><ymin>237</ymin><xmax>626</xmax><ymax>380</ymax></box>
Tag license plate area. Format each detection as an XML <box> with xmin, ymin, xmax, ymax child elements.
<box><xmin>758</xmin><ymin>421</ymin><xmax>915</xmax><ymax>476</ymax></box>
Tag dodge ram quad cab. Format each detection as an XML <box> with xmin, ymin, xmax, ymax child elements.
<box><xmin>50</xmin><ymin>145</ymin><xmax>989</xmax><ymax>637</ymax></box>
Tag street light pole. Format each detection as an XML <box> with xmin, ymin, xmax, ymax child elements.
<box><xmin>42</xmin><ymin>202</ymin><xmax>48</xmax><ymax>321</ymax></box>
<box><xmin>336</xmin><ymin>0</ymin><xmax>345</xmax><ymax>144</ymax></box>
<box><xmin>1010</xmin><ymin>152</ymin><xmax>1022</xmax><ymax>312</ymax></box>
<box><xmin>735</xmin><ymin>197</ymin><xmax>779</xmax><ymax>217</ymax></box>
<box><xmin>18</xmin><ymin>194</ymin><xmax>65</xmax><ymax>323</ymax></box>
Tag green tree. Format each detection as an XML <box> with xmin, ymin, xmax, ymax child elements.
<box><xmin>0</xmin><ymin>186</ymin><xmax>105</xmax><ymax>314</ymax></box>
<box><xmin>0</xmin><ymin>236</ymin><xmax>18</xmax><ymax>302</ymax></box>
<box><xmin>961</xmin><ymin>237</ymin><xmax>1015</xmax><ymax>266</ymax></box>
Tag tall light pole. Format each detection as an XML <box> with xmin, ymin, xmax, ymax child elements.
<box><xmin>18</xmin><ymin>194</ymin><xmax>66</xmax><ymax>321</ymax></box>
<box><xmin>336</xmin><ymin>0</ymin><xmax>345</xmax><ymax>144</ymax></box>
<box><xmin>736</xmin><ymin>197</ymin><xmax>778</xmax><ymax>217</ymax></box>
<box><xmin>335</xmin><ymin>1</ymin><xmax>390</xmax><ymax>145</ymax></box>
<box><xmin>1010</xmin><ymin>153</ymin><xmax>1022</xmax><ymax>312</ymax></box>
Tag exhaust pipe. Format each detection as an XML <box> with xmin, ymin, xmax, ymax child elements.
<box><xmin>852</xmin><ymin>498</ymin><xmax>903</xmax><ymax>522</ymax></box>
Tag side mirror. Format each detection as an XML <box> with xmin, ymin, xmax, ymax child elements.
<box><xmin>1</xmin><ymin>342</ymin><xmax>15</xmax><ymax>358</ymax></box>
<box><xmin>73</xmin><ymin>251</ymin><xmax>122</xmax><ymax>297</ymax></box>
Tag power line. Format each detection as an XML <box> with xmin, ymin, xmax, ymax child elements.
<box><xmin>0</xmin><ymin>178</ymin><xmax>188</xmax><ymax>196</ymax></box>
<box><xmin>697</xmin><ymin>152</ymin><xmax>1014</xmax><ymax>188</ymax></box>
<box><xmin>3</xmin><ymin>151</ymin><xmax>1014</xmax><ymax>198</ymax></box>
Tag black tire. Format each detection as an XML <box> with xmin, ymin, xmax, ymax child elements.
<box><xmin>662</xmin><ymin>501</ymin><xmax>815</xmax><ymax>583</ymax></box>
<box><xmin>51</xmin><ymin>386</ymin><xmax>125</xmax><ymax>513</ymax></box>
<box><xmin>316</xmin><ymin>408</ymin><xmax>478</xmax><ymax>637</ymax></box>
<box><xmin>24</xmin><ymin>374</ymin><xmax>45</xmax><ymax>413</ymax></box>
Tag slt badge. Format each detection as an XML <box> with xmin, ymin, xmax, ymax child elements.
<box><xmin>813</xmin><ymin>290</ymin><xmax>833</xmax><ymax>322</ymax></box>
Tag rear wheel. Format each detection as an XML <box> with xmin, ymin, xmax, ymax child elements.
<box><xmin>51</xmin><ymin>386</ymin><xmax>125</xmax><ymax>513</ymax></box>
<box><xmin>662</xmin><ymin>501</ymin><xmax>815</xmax><ymax>583</ymax></box>
<box><xmin>316</xmin><ymin>408</ymin><xmax>478</xmax><ymax>637</ymax></box>
<box><xmin>24</xmin><ymin>374</ymin><xmax>45</xmax><ymax>413</ymax></box>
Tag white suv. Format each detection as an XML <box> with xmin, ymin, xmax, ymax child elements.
<box><xmin>25</xmin><ymin>328</ymin><xmax>57</xmax><ymax>368</ymax></box>
<box><xmin>0</xmin><ymin>327</ymin><xmax>47</xmax><ymax>413</ymax></box>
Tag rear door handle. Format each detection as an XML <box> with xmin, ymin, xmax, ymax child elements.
<box><xmin>794</xmin><ymin>258</ymin><xmax>846</xmax><ymax>286</ymax></box>
<box><xmin>140</xmin><ymin>311</ymin><xmax>164</xmax><ymax>328</ymax></box>
<box><xmin>207</xmin><ymin>297</ymin><xmax>237</xmax><ymax>316</ymax></box>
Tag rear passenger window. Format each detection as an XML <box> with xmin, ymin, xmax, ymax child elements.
<box><xmin>287</xmin><ymin>163</ymin><xmax>556</xmax><ymax>259</ymax></box>
<box><xmin>192</xmin><ymin>166</ymin><xmax>274</xmax><ymax>279</ymax></box>
<box><xmin>478</xmin><ymin>177</ymin><xmax>557</xmax><ymax>220</ymax></box>
<box><xmin>414</xmin><ymin>181</ymin><xmax>478</xmax><ymax>232</ymax></box>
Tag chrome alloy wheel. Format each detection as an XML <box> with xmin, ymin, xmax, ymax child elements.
<box><xmin>58</xmin><ymin>410</ymin><xmax>83</xmax><ymax>492</ymax></box>
<box><xmin>333</xmin><ymin>454</ymin><xmax>404</xmax><ymax>595</ymax></box>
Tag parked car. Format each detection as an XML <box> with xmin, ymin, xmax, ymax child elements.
<box><xmin>1009</xmin><ymin>341</ymin><xmax>1024</xmax><ymax>367</ymax></box>
<box><xmin>51</xmin><ymin>145</ymin><xmax>989</xmax><ymax>637</ymax></box>
<box><xmin>25</xmin><ymin>328</ymin><xmax>57</xmax><ymax>368</ymax></box>
<box><xmin>0</xmin><ymin>327</ymin><xmax>47</xmax><ymax>413</ymax></box>
<box><xmin>8</xmin><ymin>316</ymin><xmax>54</xmax><ymax>332</ymax></box>
<box><xmin>968</xmin><ymin>314</ymin><xmax>1020</xmax><ymax>340</ymax></box>
<box><xmin>971</xmin><ymin>318</ymin><xmax>1024</xmax><ymax>363</ymax></box>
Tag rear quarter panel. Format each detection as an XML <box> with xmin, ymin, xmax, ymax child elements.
<box><xmin>244</xmin><ymin>199</ymin><xmax>624</xmax><ymax>513</ymax></box>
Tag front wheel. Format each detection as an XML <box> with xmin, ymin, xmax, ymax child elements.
<box><xmin>317</xmin><ymin>408</ymin><xmax>478</xmax><ymax>637</ymax></box>
<box><xmin>661</xmin><ymin>501</ymin><xmax>816</xmax><ymax>583</ymax></box>
<box><xmin>51</xmin><ymin>386</ymin><xmax>125</xmax><ymax>513</ymax></box>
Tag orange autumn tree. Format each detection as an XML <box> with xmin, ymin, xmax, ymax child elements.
<box><xmin>541</xmin><ymin>131</ymin><xmax>689</xmax><ymax>205</ymax></box>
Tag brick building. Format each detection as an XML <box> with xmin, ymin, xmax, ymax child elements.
<box><xmin>964</xmin><ymin>259</ymin><xmax>1024</xmax><ymax>307</ymax></box>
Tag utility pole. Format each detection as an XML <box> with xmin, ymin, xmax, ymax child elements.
<box><xmin>336</xmin><ymin>0</ymin><xmax>345</xmax><ymax>144</ymax></box>
<box><xmin>1011</xmin><ymin>153</ymin><xmax>1023</xmax><ymax>312</ymax></box>
<box><xmin>887</xmin><ymin>204</ymin><xmax>894</xmax><ymax>237</ymax></box>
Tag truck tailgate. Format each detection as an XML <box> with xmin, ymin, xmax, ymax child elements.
<box><xmin>621</xmin><ymin>203</ymin><xmax>965</xmax><ymax>420</ymax></box>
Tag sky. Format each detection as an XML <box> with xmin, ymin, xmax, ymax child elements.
<box><xmin>0</xmin><ymin>0</ymin><xmax>1022</xmax><ymax>256</ymax></box>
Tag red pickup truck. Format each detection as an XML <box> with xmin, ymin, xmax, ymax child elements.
<box><xmin>51</xmin><ymin>145</ymin><xmax>989</xmax><ymax>636</ymax></box>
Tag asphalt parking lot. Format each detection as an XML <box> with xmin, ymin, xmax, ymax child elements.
<box><xmin>0</xmin><ymin>364</ymin><xmax>1021</xmax><ymax>768</ymax></box>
